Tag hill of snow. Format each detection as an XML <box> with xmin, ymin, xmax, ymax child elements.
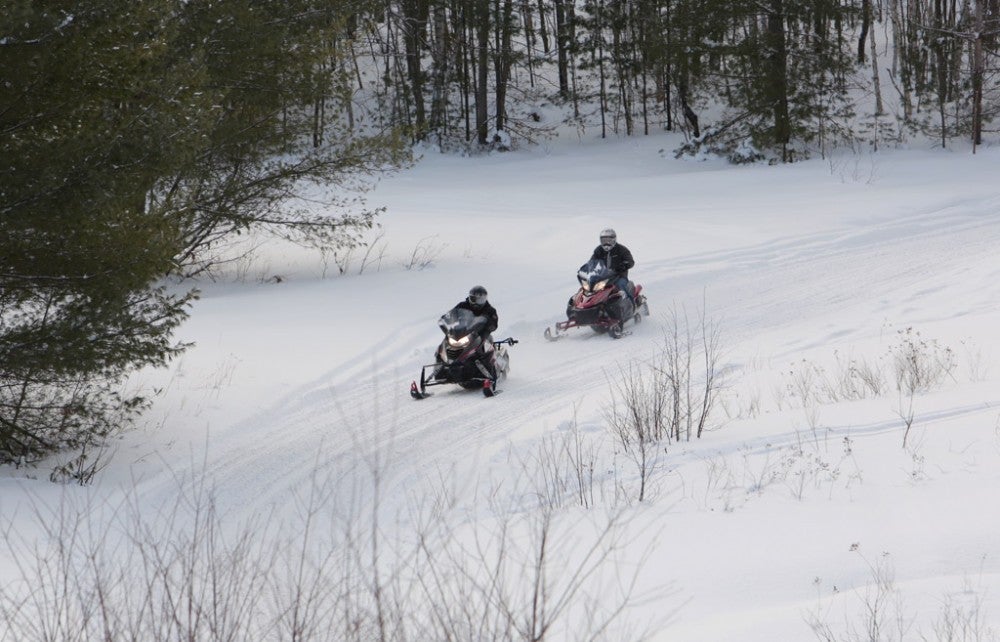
<box><xmin>3</xmin><ymin>134</ymin><xmax>1000</xmax><ymax>641</ymax></box>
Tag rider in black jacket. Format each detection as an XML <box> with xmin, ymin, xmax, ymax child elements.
<box><xmin>590</xmin><ymin>228</ymin><xmax>635</xmax><ymax>302</ymax></box>
<box><xmin>454</xmin><ymin>285</ymin><xmax>498</xmax><ymax>380</ymax></box>
<box><xmin>456</xmin><ymin>285</ymin><xmax>498</xmax><ymax>340</ymax></box>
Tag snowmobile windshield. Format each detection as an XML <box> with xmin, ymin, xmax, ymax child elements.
<box><xmin>577</xmin><ymin>259</ymin><xmax>614</xmax><ymax>292</ymax></box>
<box><xmin>438</xmin><ymin>307</ymin><xmax>487</xmax><ymax>340</ymax></box>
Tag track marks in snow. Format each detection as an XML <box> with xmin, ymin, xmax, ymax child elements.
<box><xmin>144</xmin><ymin>212</ymin><xmax>1000</xmax><ymax>518</ymax></box>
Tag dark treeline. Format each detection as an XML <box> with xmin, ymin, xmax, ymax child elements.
<box><xmin>355</xmin><ymin>0</ymin><xmax>1000</xmax><ymax>159</ymax></box>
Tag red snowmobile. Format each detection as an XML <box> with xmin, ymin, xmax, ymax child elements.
<box><xmin>411</xmin><ymin>306</ymin><xmax>518</xmax><ymax>399</ymax></box>
<box><xmin>544</xmin><ymin>259</ymin><xmax>649</xmax><ymax>340</ymax></box>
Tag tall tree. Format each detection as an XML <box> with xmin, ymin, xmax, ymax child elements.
<box><xmin>494</xmin><ymin>0</ymin><xmax>517</xmax><ymax>134</ymax></box>
<box><xmin>0</xmin><ymin>0</ymin><xmax>406</xmax><ymax>467</ymax></box>
<box><xmin>553</xmin><ymin>0</ymin><xmax>575</xmax><ymax>97</ymax></box>
<box><xmin>763</xmin><ymin>0</ymin><xmax>792</xmax><ymax>158</ymax></box>
<box><xmin>475</xmin><ymin>0</ymin><xmax>492</xmax><ymax>144</ymax></box>
<box><xmin>401</xmin><ymin>0</ymin><xmax>431</xmax><ymax>139</ymax></box>
<box><xmin>1</xmin><ymin>0</ymin><xmax>195</xmax><ymax>464</ymax></box>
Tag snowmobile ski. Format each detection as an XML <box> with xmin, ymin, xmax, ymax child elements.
<box><xmin>410</xmin><ymin>380</ymin><xmax>431</xmax><ymax>400</ymax></box>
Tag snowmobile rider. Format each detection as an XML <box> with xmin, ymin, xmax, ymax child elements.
<box><xmin>456</xmin><ymin>285</ymin><xmax>498</xmax><ymax>342</ymax></box>
<box><xmin>590</xmin><ymin>228</ymin><xmax>635</xmax><ymax>303</ymax></box>
<box><xmin>456</xmin><ymin>285</ymin><xmax>499</xmax><ymax>380</ymax></box>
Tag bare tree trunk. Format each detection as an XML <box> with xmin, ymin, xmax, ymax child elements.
<box><xmin>452</xmin><ymin>1</ymin><xmax>473</xmax><ymax>142</ymax></box>
<box><xmin>521</xmin><ymin>0</ymin><xmax>537</xmax><ymax>87</ymax></box>
<box><xmin>868</xmin><ymin>7</ymin><xmax>884</xmax><ymax>151</ymax></box>
<box><xmin>312</xmin><ymin>96</ymin><xmax>325</xmax><ymax>147</ymax></box>
<box><xmin>494</xmin><ymin>0</ymin><xmax>515</xmax><ymax>135</ymax></box>
<box><xmin>612</xmin><ymin>20</ymin><xmax>633</xmax><ymax>135</ymax></box>
<box><xmin>662</xmin><ymin>0</ymin><xmax>674</xmax><ymax>132</ymax></box>
<box><xmin>553</xmin><ymin>0</ymin><xmax>571</xmax><ymax>97</ymax></box>
<box><xmin>859</xmin><ymin>0</ymin><xmax>871</xmax><ymax>63</ymax></box>
<box><xmin>933</xmin><ymin>0</ymin><xmax>949</xmax><ymax>147</ymax></box>
<box><xmin>475</xmin><ymin>0</ymin><xmax>491</xmax><ymax>145</ymax></box>
<box><xmin>402</xmin><ymin>0</ymin><xmax>430</xmax><ymax>140</ymax></box>
<box><xmin>385</xmin><ymin>5</ymin><xmax>413</xmax><ymax>133</ymax></box>
<box><xmin>765</xmin><ymin>0</ymin><xmax>791</xmax><ymax>160</ymax></box>
<box><xmin>678</xmin><ymin>80</ymin><xmax>700</xmax><ymax>137</ymax></box>
<box><xmin>971</xmin><ymin>0</ymin><xmax>985</xmax><ymax>150</ymax></box>
<box><xmin>536</xmin><ymin>0</ymin><xmax>550</xmax><ymax>53</ymax></box>
<box><xmin>870</xmin><ymin>9</ymin><xmax>884</xmax><ymax>116</ymax></box>
<box><xmin>597</xmin><ymin>0</ymin><xmax>608</xmax><ymax>137</ymax></box>
<box><xmin>890</xmin><ymin>0</ymin><xmax>914</xmax><ymax>120</ymax></box>
<box><xmin>429</xmin><ymin>3</ymin><xmax>450</xmax><ymax>136</ymax></box>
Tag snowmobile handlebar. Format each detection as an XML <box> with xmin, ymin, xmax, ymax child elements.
<box><xmin>494</xmin><ymin>337</ymin><xmax>518</xmax><ymax>347</ymax></box>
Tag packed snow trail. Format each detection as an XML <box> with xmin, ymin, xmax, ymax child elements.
<box><xmin>136</xmin><ymin>204</ymin><xmax>1000</xmax><ymax>523</ymax></box>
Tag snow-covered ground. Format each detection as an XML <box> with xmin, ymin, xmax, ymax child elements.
<box><xmin>4</xmin><ymin>134</ymin><xmax>1000</xmax><ymax>641</ymax></box>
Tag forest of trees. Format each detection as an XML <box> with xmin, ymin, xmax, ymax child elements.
<box><xmin>2</xmin><ymin>0</ymin><xmax>998</xmax><ymax>475</ymax></box>
<box><xmin>352</xmin><ymin>0</ymin><xmax>1000</xmax><ymax>159</ymax></box>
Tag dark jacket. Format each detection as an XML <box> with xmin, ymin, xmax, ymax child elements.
<box><xmin>590</xmin><ymin>243</ymin><xmax>635</xmax><ymax>278</ymax></box>
<box><xmin>456</xmin><ymin>300</ymin><xmax>498</xmax><ymax>338</ymax></box>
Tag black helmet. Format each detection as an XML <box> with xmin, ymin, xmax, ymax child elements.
<box><xmin>468</xmin><ymin>285</ymin><xmax>488</xmax><ymax>307</ymax></box>
<box><xmin>600</xmin><ymin>228</ymin><xmax>617</xmax><ymax>251</ymax></box>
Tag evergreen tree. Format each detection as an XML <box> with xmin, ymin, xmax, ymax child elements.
<box><xmin>676</xmin><ymin>0</ymin><xmax>857</xmax><ymax>161</ymax></box>
<box><xmin>1</xmin><ymin>0</ymin><xmax>194</xmax><ymax>464</ymax></box>
<box><xmin>0</xmin><ymin>0</ymin><xmax>406</xmax><ymax>468</ymax></box>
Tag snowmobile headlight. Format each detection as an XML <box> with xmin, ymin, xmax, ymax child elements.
<box><xmin>448</xmin><ymin>334</ymin><xmax>472</xmax><ymax>348</ymax></box>
<box><xmin>593</xmin><ymin>279</ymin><xmax>608</xmax><ymax>291</ymax></box>
<box><xmin>580</xmin><ymin>280</ymin><xmax>591</xmax><ymax>293</ymax></box>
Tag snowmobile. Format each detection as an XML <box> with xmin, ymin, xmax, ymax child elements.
<box><xmin>544</xmin><ymin>258</ymin><xmax>649</xmax><ymax>340</ymax></box>
<box><xmin>410</xmin><ymin>306</ymin><xmax>518</xmax><ymax>399</ymax></box>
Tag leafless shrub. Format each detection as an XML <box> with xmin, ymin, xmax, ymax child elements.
<box><xmin>806</xmin><ymin>546</ymin><xmax>911</xmax><ymax>642</ymax></box>
<box><xmin>888</xmin><ymin>327</ymin><xmax>957</xmax><ymax>395</ymax></box>
<box><xmin>402</xmin><ymin>236</ymin><xmax>446</xmax><ymax>270</ymax></box>
<box><xmin>739</xmin><ymin>444</ymin><xmax>781</xmax><ymax>496</ymax></box>
<box><xmin>897</xmin><ymin>384</ymin><xmax>917</xmax><ymax>450</ymax></box>
<box><xmin>782</xmin><ymin>326</ymin><xmax>957</xmax><ymax>415</ymax></box>
<box><xmin>856</xmin><ymin>550</ymin><xmax>909</xmax><ymax>640</ymax></box>
<box><xmin>656</xmin><ymin>304</ymin><xmax>725</xmax><ymax>441</ymax></box>
<box><xmin>720</xmin><ymin>380</ymin><xmax>762</xmax><ymax>420</ymax></box>
<box><xmin>927</xmin><ymin>586</ymin><xmax>999</xmax><ymax>641</ymax></box>
<box><xmin>772</xmin><ymin>379</ymin><xmax>790</xmax><ymax>411</ymax></box>
<box><xmin>357</xmin><ymin>230</ymin><xmax>389</xmax><ymax>274</ymax></box>
<box><xmin>0</xmin><ymin>470</ymin><xmax>282</xmax><ymax>641</ymax></box>
<box><xmin>192</xmin><ymin>232</ymin><xmax>268</xmax><ymax>283</ymax></box>
<box><xmin>786</xmin><ymin>358</ymin><xmax>825</xmax><ymax>407</ymax></box>
<box><xmin>777</xmin><ymin>327</ymin><xmax>957</xmax><ymax>450</ymax></box>
<box><xmin>830</xmin><ymin>350</ymin><xmax>885</xmax><ymax>401</ymax></box>
<box><xmin>808</xmin><ymin>552</ymin><xmax>998</xmax><ymax>642</ymax></box>
<box><xmin>959</xmin><ymin>338</ymin><xmax>990</xmax><ymax>383</ymax></box>
<box><xmin>604</xmin><ymin>361</ymin><xmax>668</xmax><ymax>502</ymax></box>
<box><xmin>1</xmin><ymin>430</ymin><xmax>661</xmax><ymax>641</ymax></box>
<box><xmin>785</xmin><ymin>352</ymin><xmax>884</xmax><ymax>408</ymax></box>
<box><xmin>699</xmin><ymin>454</ymin><xmax>736</xmax><ymax>510</ymax></box>
<box><xmin>320</xmin><ymin>229</ymin><xmax>388</xmax><ymax>276</ymax></box>
<box><xmin>602</xmin><ymin>305</ymin><xmax>724</xmax><ymax>502</ymax></box>
<box><xmin>781</xmin><ymin>435</ymin><xmax>862</xmax><ymax>501</ymax></box>
<box><xmin>414</xmin><ymin>502</ymin><xmax>663</xmax><ymax>641</ymax></box>
<box><xmin>231</xmin><ymin>239</ymin><xmax>265</xmax><ymax>283</ymax></box>
<box><xmin>48</xmin><ymin>442</ymin><xmax>114</xmax><ymax>486</ymax></box>
<box><xmin>694</xmin><ymin>435</ymin><xmax>862</xmax><ymax>509</ymax></box>
<box><xmin>526</xmin><ymin>409</ymin><xmax>602</xmax><ymax>509</ymax></box>
<box><xmin>827</xmin><ymin>153</ymin><xmax>880</xmax><ymax>185</ymax></box>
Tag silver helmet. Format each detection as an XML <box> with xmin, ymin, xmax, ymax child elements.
<box><xmin>599</xmin><ymin>228</ymin><xmax>617</xmax><ymax>251</ymax></box>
